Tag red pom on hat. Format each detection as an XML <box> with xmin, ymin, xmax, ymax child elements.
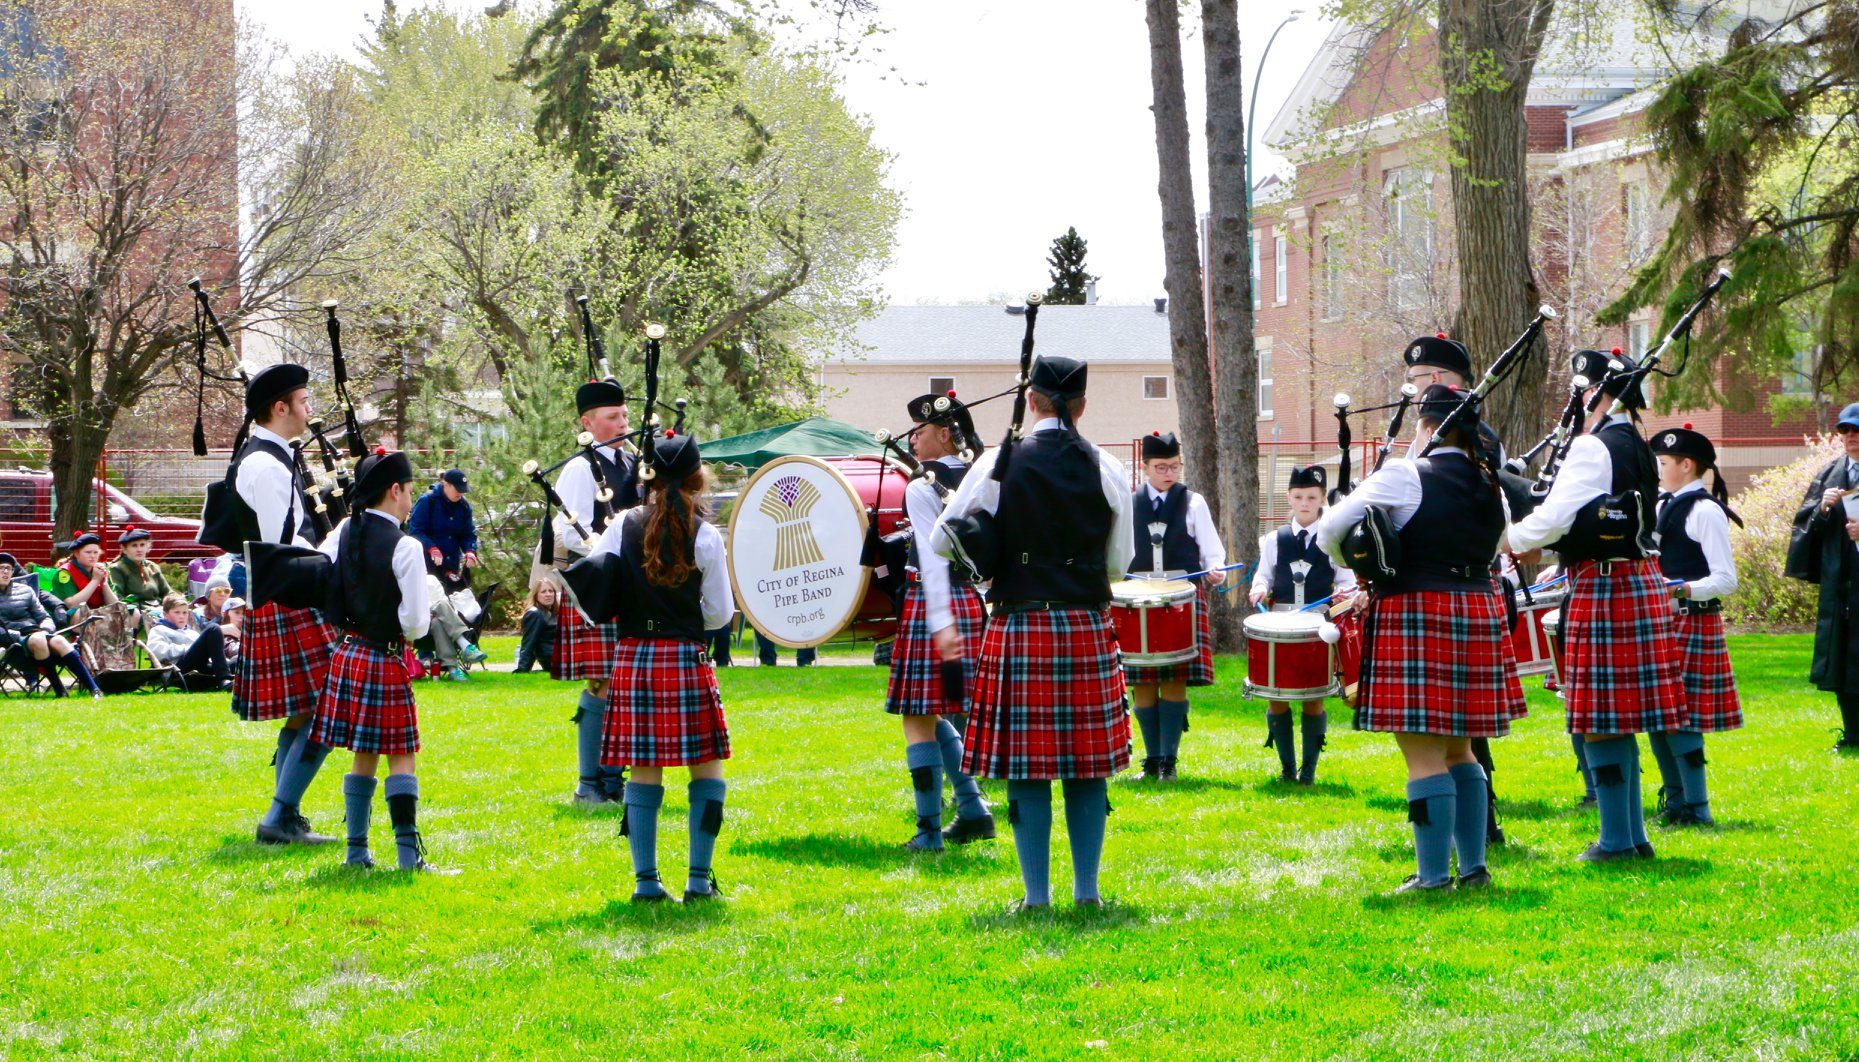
<box><xmin>1683</xmin><ymin>422</ymin><xmax>1693</xmax><ymax>429</ymax></box>
<box><xmin>373</xmin><ymin>445</ymin><xmax>388</xmax><ymax>456</ymax></box>
<box><xmin>665</xmin><ymin>430</ymin><xmax>677</xmax><ymax>439</ymax></box>
<box><xmin>1151</xmin><ymin>430</ymin><xmax>1161</xmax><ymax>437</ymax></box>
<box><xmin>1611</xmin><ymin>347</ymin><xmax>1623</xmax><ymax>356</ymax></box>
<box><xmin>124</xmin><ymin>524</ymin><xmax>136</xmax><ymax>533</ymax></box>
<box><xmin>1436</xmin><ymin>331</ymin><xmax>1447</xmax><ymax>339</ymax></box>
<box><xmin>946</xmin><ymin>389</ymin><xmax>957</xmax><ymax>398</ymax></box>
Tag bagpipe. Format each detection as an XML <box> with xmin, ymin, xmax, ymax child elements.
<box><xmin>1325</xmin><ymin>385</ymin><xmax>1420</xmax><ymax>504</ymax></box>
<box><xmin>939</xmin><ymin>292</ymin><xmax>1044</xmax><ymax>582</ymax></box>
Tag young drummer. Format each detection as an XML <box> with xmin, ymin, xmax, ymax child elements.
<box><xmin>583</xmin><ymin>433</ymin><xmax>736</xmax><ymax>902</ymax></box>
<box><xmin>1510</xmin><ymin>351</ymin><xmax>1686</xmax><ymax>862</ymax></box>
<box><xmin>553</xmin><ymin>379</ymin><xmax>642</xmax><ymax>805</ymax></box>
<box><xmin>1649</xmin><ymin>425</ymin><xmax>1742</xmax><ymax>826</ymax></box>
<box><xmin>1316</xmin><ymin>385</ymin><xmax>1527</xmax><ymax>892</ymax></box>
<box><xmin>237</xmin><ymin>364</ymin><xmax>341</xmax><ymax>846</ymax></box>
<box><xmin>292</xmin><ymin>450</ymin><xmax>456</xmax><ymax>873</ymax></box>
<box><xmin>1126</xmin><ymin>431</ymin><xmax>1226</xmax><ymax>781</ymax></box>
<box><xmin>886</xmin><ymin>392</ymin><xmax>996</xmax><ymax>851</ymax></box>
<box><xmin>933</xmin><ymin>355</ymin><xmax>1135</xmax><ymax>911</ymax></box>
<box><xmin>1249</xmin><ymin>464</ymin><xmax>1357</xmax><ymax>783</ymax></box>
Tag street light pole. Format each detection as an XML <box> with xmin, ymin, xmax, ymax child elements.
<box><xmin>1245</xmin><ymin>11</ymin><xmax>1301</xmax><ymax>211</ymax></box>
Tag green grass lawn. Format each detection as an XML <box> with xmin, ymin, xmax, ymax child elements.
<box><xmin>4</xmin><ymin>634</ymin><xmax>1857</xmax><ymax>1056</ymax></box>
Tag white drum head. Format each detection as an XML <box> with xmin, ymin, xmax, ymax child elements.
<box><xmin>1110</xmin><ymin>577</ymin><xmax>1195</xmax><ymax>606</ymax></box>
<box><xmin>727</xmin><ymin>454</ymin><xmax>872</xmax><ymax>649</ymax></box>
<box><xmin>1243</xmin><ymin>610</ymin><xmax>1326</xmax><ymax>641</ymax></box>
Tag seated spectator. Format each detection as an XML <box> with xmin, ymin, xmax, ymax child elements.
<box><xmin>220</xmin><ymin>596</ymin><xmax>245</xmax><ymax>665</ymax></box>
<box><xmin>515</xmin><ymin>579</ymin><xmax>560</xmax><ymax>673</ymax></box>
<box><xmin>145</xmin><ymin>592</ymin><xmax>232</xmax><ymax>688</ymax></box>
<box><xmin>410</xmin><ymin>469</ymin><xmax>479</xmax><ymax>594</ymax></box>
<box><xmin>421</xmin><ymin>573</ymin><xmax>487</xmax><ymax>682</ymax></box>
<box><xmin>193</xmin><ymin>580</ymin><xmax>242</xmax><ymax>660</ymax></box>
<box><xmin>0</xmin><ymin>551</ymin><xmax>102</xmax><ymax>698</ymax></box>
<box><xmin>110</xmin><ymin>526</ymin><xmax>173</xmax><ymax>626</ymax></box>
<box><xmin>50</xmin><ymin>533</ymin><xmax>118</xmax><ymax>613</ymax></box>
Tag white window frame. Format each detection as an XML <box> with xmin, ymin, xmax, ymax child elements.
<box><xmin>1627</xmin><ymin>320</ymin><xmax>1651</xmax><ymax>359</ymax></box>
<box><xmin>1623</xmin><ymin>181</ymin><xmax>1651</xmax><ymax>264</ymax></box>
<box><xmin>1256</xmin><ymin>338</ymin><xmax>1274</xmax><ymax>419</ymax></box>
<box><xmin>1250</xmin><ymin>231</ymin><xmax>1261</xmax><ymax>310</ymax></box>
<box><xmin>1142</xmin><ymin>375</ymin><xmax>1170</xmax><ymax>400</ymax></box>
<box><xmin>1320</xmin><ymin>232</ymin><xmax>1344</xmax><ymax>321</ymax></box>
<box><xmin>1384</xmin><ymin>168</ymin><xmax>1433</xmax><ymax>311</ymax></box>
<box><xmin>1783</xmin><ymin>345</ymin><xmax>1819</xmax><ymax>398</ymax></box>
<box><xmin>1274</xmin><ymin>235</ymin><xmax>1288</xmax><ymax>305</ymax></box>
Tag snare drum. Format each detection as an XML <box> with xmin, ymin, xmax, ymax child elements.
<box><xmin>1243</xmin><ymin>611</ymin><xmax>1338</xmax><ymax>701</ymax></box>
<box><xmin>1542</xmin><ymin>608</ymin><xmax>1563</xmax><ymax>691</ymax></box>
<box><xmin>1109</xmin><ymin>578</ymin><xmax>1199</xmax><ymax>666</ymax></box>
<box><xmin>1510</xmin><ymin>585</ymin><xmax>1567</xmax><ymax>678</ymax></box>
<box><xmin>1328</xmin><ymin>604</ymin><xmax>1365</xmax><ymax>707</ymax></box>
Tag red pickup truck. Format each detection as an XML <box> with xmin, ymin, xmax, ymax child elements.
<box><xmin>0</xmin><ymin>467</ymin><xmax>220</xmax><ymax>568</ymax></box>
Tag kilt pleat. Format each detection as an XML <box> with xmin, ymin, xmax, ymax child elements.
<box><xmin>231</xmin><ymin>602</ymin><xmax>338</xmax><ymax>722</ymax></box>
<box><xmin>1673</xmin><ymin>608</ymin><xmax>1742</xmax><ymax>732</ymax></box>
<box><xmin>1562</xmin><ymin>558</ymin><xmax>1685</xmax><ymax>735</ymax></box>
<box><xmin>1123</xmin><ymin>579</ymin><xmax>1216</xmax><ymax>687</ymax></box>
<box><xmin>962</xmin><ymin>606</ymin><xmax>1131</xmax><ymax>780</ymax></box>
<box><xmin>602</xmin><ymin>637</ymin><xmax>729</xmax><ymax>767</ymax></box>
<box><xmin>552</xmin><ymin>599</ymin><xmax>621</xmax><ymax>682</ymax></box>
<box><xmin>1355</xmin><ymin>587</ymin><xmax>1528</xmax><ymax>738</ymax></box>
<box><xmin>308</xmin><ymin>640</ymin><xmax>420</xmax><ymax>754</ymax></box>
<box><xmin>884</xmin><ymin>581</ymin><xmax>986</xmax><ymax>716</ymax></box>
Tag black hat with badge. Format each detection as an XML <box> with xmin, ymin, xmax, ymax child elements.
<box><xmin>575</xmin><ymin>379</ymin><xmax>627</xmax><ymax>415</ymax></box>
<box><xmin>244</xmin><ymin>363</ymin><xmax>311</xmax><ymax>421</ymax></box>
<box><xmin>1403</xmin><ymin>333</ymin><xmax>1473</xmax><ymax>380</ymax></box>
<box><xmin>906</xmin><ymin>391</ymin><xmax>977</xmax><ymax>441</ymax></box>
<box><xmin>1571</xmin><ymin>347</ymin><xmax>1648</xmax><ymax>410</ymax></box>
<box><xmin>1140</xmin><ymin>431</ymin><xmax>1181</xmax><ymax>461</ymax></box>
<box><xmin>1287</xmin><ymin>464</ymin><xmax>1326</xmax><ymax>490</ymax></box>
<box><xmin>1650</xmin><ymin>424</ymin><xmax>1716</xmax><ymax>468</ymax></box>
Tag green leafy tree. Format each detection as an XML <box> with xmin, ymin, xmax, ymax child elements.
<box><xmin>1044</xmin><ymin>227</ymin><xmax>1097</xmax><ymax>305</ymax></box>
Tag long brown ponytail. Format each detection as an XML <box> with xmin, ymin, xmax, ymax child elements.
<box><xmin>642</xmin><ymin>465</ymin><xmax>711</xmax><ymax>587</ymax></box>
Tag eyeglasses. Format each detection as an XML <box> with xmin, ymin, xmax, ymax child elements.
<box><xmin>1148</xmin><ymin>462</ymin><xmax>1183</xmax><ymax>474</ymax></box>
<box><xmin>1405</xmin><ymin>368</ymin><xmax>1446</xmax><ymax>384</ymax></box>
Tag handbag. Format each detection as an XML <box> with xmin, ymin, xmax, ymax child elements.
<box><xmin>1340</xmin><ymin>505</ymin><xmax>1400</xmax><ymax>583</ymax></box>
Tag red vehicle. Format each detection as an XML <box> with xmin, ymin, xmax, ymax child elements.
<box><xmin>0</xmin><ymin>467</ymin><xmax>221</xmax><ymax>569</ymax></box>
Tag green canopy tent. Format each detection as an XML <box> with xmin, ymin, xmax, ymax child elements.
<box><xmin>698</xmin><ymin>417</ymin><xmax>883</xmax><ymax>470</ymax></box>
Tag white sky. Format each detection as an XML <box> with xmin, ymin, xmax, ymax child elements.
<box><xmin>238</xmin><ymin>0</ymin><xmax>1334</xmax><ymax>305</ymax></box>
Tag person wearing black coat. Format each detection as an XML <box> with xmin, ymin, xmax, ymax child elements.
<box><xmin>1786</xmin><ymin>402</ymin><xmax>1859</xmax><ymax>749</ymax></box>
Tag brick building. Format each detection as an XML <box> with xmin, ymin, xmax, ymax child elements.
<box><xmin>1241</xmin><ymin>12</ymin><xmax>1817</xmax><ymax>492</ymax></box>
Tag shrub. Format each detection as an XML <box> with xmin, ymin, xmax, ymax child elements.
<box><xmin>1725</xmin><ymin>434</ymin><xmax>1842</xmax><ymax>629</ymax></box>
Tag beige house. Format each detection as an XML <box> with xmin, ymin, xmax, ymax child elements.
<box><xmin>820</xmin><ymin>304</ymin><xmax>1180</xmax><ymax>466</ymax></box>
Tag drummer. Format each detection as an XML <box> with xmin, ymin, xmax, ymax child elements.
<box><xmin>1316</xmin><ymin>385</ymin><xmax>1528</xmax><ymax>892</ymax></box>
<box><xmin>1125</xmin><ymin>431</ymin><xmax>1226</xmax><ymax>781</ymax></box>
<box><xmin>1249</xmin><ymin>464</ymin><xmax>1356</xmax><ymax>783</ymax></box>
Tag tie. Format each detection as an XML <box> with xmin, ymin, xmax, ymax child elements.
<box><xmin>1152</xmin><ymin>495</ymin><xmax>1165</xmax><ymax>520</ymax></box>
<box><xmin>1847</xmin><ymin>461</ymin><xmax>1858</xmax><ymax>490</ymax></box>
<box><xmin>1658</xmin><ymin>492</ymin><xmax>1674</xmax><ymax>505</ymax></box>
<box><xmin>1295</xmin><ymin>529</ymin><xmax>1307</xmax><ymax>552</ymax></box>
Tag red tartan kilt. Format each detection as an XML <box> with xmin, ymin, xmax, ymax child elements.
<box><xmin>1562</xmin><ymin>558</ymin><xmax>1686</xmax><ymax>735</ymax></box>
<box><xmin>1673</xmin><ymin>608</ymin><xmax>1742</xmax><ymax>732</ymax></box>
<box><xmin>602</xmin><ymin>637</ymin><xmax>730</xmax><ymax>767</ymax></box>
<box><xmin>307</xmin><ymin>640</ymin><xmax>420</xmax><ymax>754</ymax></box>
<box><xmin>962</xmin><ymin>606</ymin><xmax>1131</xmax><ymax>780</ymax></box>
<box><xmin>552</xmin><ymin>600</ymin><xmax>620</xmax><ymax>681</ymax></box>
<box><xmin>1123</xmin><ymin>579</ymin><xmax>1216</xmax><ymax>687</ymax></box>
<box><xmin>232</xmin><ymin>602</ymin><xmax>337</xmax><ymax>722</ymax></box>
<box><xmin>1355</xmin><ymin>587</ymin><xmax>1528</xmax><ymax>738</ymax></box>
<box><xmin>884</xmin><ymin>581</ymin><xmax>986</xmax><ymax>715</ymax></box>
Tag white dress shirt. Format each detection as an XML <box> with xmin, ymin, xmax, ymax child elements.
<box><xmin>906</xmin><ymin>457</ymin><xmax>967</xmax><ymax>632</ymax></box>
<box><xmin>1656</xmin><ymin>480</ymin><xmax>1738</xmax><ymax>601</ymax></box>
<box><xmin>1508</xmin><ymin>415</ymin><xmax>1632</xmax><ymax>554</ymax></box>
<box><xmin>932</xmin><ymin>418</ymin><xmax>1135</xmax><ymax>580</ymax></box>
<box><xmin>553</xmin><ymin>446</ymin><xmax>627</xmax><ymax>554</ymax></box>
<box><xmin>589</xmin><ymin>510</ymin><xmax>737</xmax><ymax>632</ymax></box>
<box><xmin>1252</xmin><ymin>514</ymin><xmax>1358</xmax><ymax>598</ymax></box>
<box><xmin>234</xmin><ymin>424</ymin><xmax>311</xmax><ymax>548</ymax></box>
<box><xmin>1137</xmin><ymin>484</ymin><xmax>1227</xmax><ymax>574</ymax></box>
<box><xmin>318</xmin><ymin>510</ymin><xmax>431</xmax><ymax>642</ymax></box>
<box><xmin>1315</xmin><ymin>447</ymin><xmax>1510</xmax><ymax>568</ymax></box>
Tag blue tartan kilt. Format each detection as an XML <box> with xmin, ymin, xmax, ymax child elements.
<box><xmin>1562</xmin><ymin>558</ymin><xmax>1685</xmax><ymax>735</ymax></box>
<box><xmin>883</xmin><ymin>580</ymin><xmax>986</xmax><ymax>716</ymax></box>
<box><xmin>308</xmin><ymin>639</ymin><xmax>419</xmax><ymax>754</ymax></box>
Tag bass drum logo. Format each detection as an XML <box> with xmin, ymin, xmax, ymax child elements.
<box><xmin>761</xmin><ymin>475</ymin><xmax>825</xmax><ymax>570</ymax></box>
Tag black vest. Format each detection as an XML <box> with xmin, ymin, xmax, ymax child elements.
<box><xmin>584</xmin><ymin>448</ymin><xmax>644</xmax><ymax>534</ymax></box>
<box><xmin>1656</xmin><ymin>490</ymin><xmax>1725</xmax><ymax>581</ymax></box>
<box><xmin>238</xmin><ymin>437</ymin><xmax>304</xmax><ymax>545</ymax></box>
<box><xmin>906</xmin><ymin>459</ymin><xmax>969</xmax><ymax>572</ymax></box>
<box><xmin>991</xmin><ymin>432</ymin><xmax>1113</xmax><ymax>605</ymax></box>
<box><xmin>1388</xmin><ymin>451</ymin><xmax>1506</xmax><ymax>593</ymax></box>
<box><xmin>1270</xmin><ymin>522</ymin><xmax>1335</xmax><ymax>603</ymax></box>
<box><xmin>612</xmin><ymin>508</ymin><xmax>705</xmax><ymax>643</ymax></box>
<box><xmin>1129</xmin><ymin>485</ymin><xmax>1201</xmax><ymax>575</ymax></box>
<box><xmin>331</xmin><ymin>513</ymin><xmax>406</xmax><ymax>646</ymax></box>
<box><xmin>1595</xmin><ymin>419</ymin><xmax>1659</xmax><ymax>531</ymax></box>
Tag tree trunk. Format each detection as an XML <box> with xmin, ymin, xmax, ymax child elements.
<box><xmin>48</xmin><ymin>407</ymin><xmax>111</xmax><ymax>541</ymax></box>
<box><xmin>1200</xmin><ymin>0</ymin><xmax>1256</xmax><ymax>653</ymax></box>
<box><xmin>1145</xmin><ymin>0</ymin><xmax>1224</xmax><ymax>623</ymax></box>
<box><xmin>1438</xmin><ymin>0</ymin><xmax>1557</xmax><ymax>448</ymax></box>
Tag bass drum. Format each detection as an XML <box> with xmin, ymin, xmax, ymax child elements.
<box><xmin>821</xmin><ymin>456</ymin><xmax>915</xmax><ymax>642</ymax></box>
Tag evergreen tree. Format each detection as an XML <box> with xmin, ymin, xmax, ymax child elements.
<box><xmin>1045</xmin><ymin>226</ymin><xmax>1097</xmax><ymax>304</ymax></box>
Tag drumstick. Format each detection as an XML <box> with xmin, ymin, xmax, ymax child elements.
<box><xmin>1167</xmin><ymin>560</ymin><xmax>1251</xmax><ymax>583</ymax></box>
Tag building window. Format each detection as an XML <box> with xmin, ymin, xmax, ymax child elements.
<box><xmin>1385</xmin><ymin>168</ymin><xmax>1432</xmax><ymax>311</ymax></box>
<box><xmin>1628</xmin><ymin>320</ymin><xmax>1651</xmax><ymax>358</ymax></box>
<box><xmin>1257</xmin><ymin>340</ymin><xmax>1274</xmax><ymax>417</ymax></box>
<box><xmin>1142</xmin><ymin>375</ymin><xmax>1170</xmax><ymax>400</ymax></box>
<box><xmin>1249</xmin><ymin>232</ymin><xmax>1260</xmax><ymax>310</ymax></box>
<box><xmin>928</xmin><ymin>375</ymin><xmax>955</xmax><ymax>396</ymax></box>
<box><xmin>1623</xmin><ymin>182</ymin><xmax>1651</xmax><ymax>264</ymax></box>
<box><xmin>1321</xmin><ymin>232</ymin><xmax>1344</xmax><ymax>321</ymax></box>
<box><xmin>1274</xmin><ymin>235</ymin><xmax>1288</xmax><ymax>305</ymax></box>
<box><xmin>1784</xmin><ymin>346</ymin><xmax>1819</xmax><ymax>397</ymax></box>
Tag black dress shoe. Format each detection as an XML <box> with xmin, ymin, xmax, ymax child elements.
<box><xmin>1457</xmin><ymin>867</ymin><xmax>1492</xmax><ymax>889</ymax></box>
<box><xmin>1007</xmin><ymin>898</ymin><xmax>1050</xmax><ymax>915</ymax></box>
<box><xmin>1394</xmin><ymin>874</ymin><xmax>1454</xmax><ymax>894</ymax></box>
<box><xmin>633</xmin><ymin>872</ymin><xmax>675</xmax><ymax>903</ymax></box>
<box><xmin>1634</xmin><ymin>842</ymin><xmax>1656</xmax><ymax>858</ymax></box>
<box><xmin>1140</xmin><ymin>757</ymin><xmax>1161</xmax><ymax>780</ymax></box>
<box><xmin>254</xmin><ymin>814</ymin><xmax>335</xmax><ymax>846</ymax></box>
<box><xmin>1577</xmin><ymin>843</ymin><xmax>1639</xmax><ymax>863</ymax></box>
<box><xmin>1159</xmin><ymin>757</ymin><xmax>1178</xmax><ymax>781</ymax></box>
<box><xmin>1278</xmin><ymin>767</ymin><xmax>1297</xmax><ymax>784</ymax></box>
<box><xmin>943</xmin><ymin>814</ymin><xmax>997</xmax><ymax>845</ymax></box>
<box><xmin>683</xmin><ymin>869</ymin><xmax>722</xmax><ymax>903</ymax></box>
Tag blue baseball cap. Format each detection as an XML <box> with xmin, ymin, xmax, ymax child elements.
<box><xmin>441</xmin><ymin>469</ymin><xmax>469</xmax><ymax>493</ymax></box>
<box><xmin>1838</xmin><ymin>403</ymin><xmax>1859</xmax><ymax>431</ymax></box>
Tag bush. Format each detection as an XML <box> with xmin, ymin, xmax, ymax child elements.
<box><xmin>1725</xmin><ymin>434</ymin><xmax>1841</xmax><ymax>629</ymax></box>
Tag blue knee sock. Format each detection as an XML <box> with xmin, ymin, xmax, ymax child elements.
<box><xmin>342</xmin><ymin>774</ymin><xmax>376</xmax><ymax>866</ymax></box>
<box><xmin>1584</xmin><ymin>737</ymin><xmax>1639</xmax><ymax>852</ymax></box>
<box><xmin>1664</xmin><ymin>730</ymin><xmax>1712</xmax><ymax>823</ymax></box>
<box><xmin>1061</xmin><ymin>779</ymin><xmax>1109</xmax><ymax>903</ymax></box>
<box><xmin>1158</xmin><ymin>699</ymin><xmax>1189</xmax><ymax>759</ymax></box>
<box><xmin>60</xmin><ymin>650</ymin><xmax>100</xmax><ymax>694</ymax></box>
<box><xmin>1447</xmin><ymin>762</ymin><xmax>1489</xmax><ymax>875</ymax></box>
<box><xmin>574</xmin><ymin>691</ymin><xmax>605</xmax><ymax>798</ymax></box>
<box><xmin>935</xmin><ymin>718</ymin><xmax>988</xmax><ymax>821</ymax></box>
<box><xmin>1299</xmin><ymin>711</ymin><xmax>1328</xmax><ymax>783</ymax></box>
<box><xmin>263</xmin><ymin>738</ymin><xmax>331</xmax><ymax>827</ymax></box>
<box><xmin>1268</xmin><ymin>712</ymin><xmax>1296</xmax><ymax>775</ymax></box>
<box><xmin>905</xmin><ymin>741</ymin><xmax>944</xmax><ymax>847</ymax></box>
<box><xmin>384</xmin><ymin>773</ymin><xmax>422</xmax><ymax>870</ymax></box>
<box><xmin>622</xmin><ymin>782</ymin><xmax>667</xmax><ymax>897</ymax></box>
<box><xmin>1624</xmin><ymin>737</ymin><xmax>1649</xmax><ymax>847</ymax></box>
<box><xmin>274</xmin><ymin>725</ymin><xmax>302</xmax><ymax>786</ymax></box>
<box><xmin>1646</xmin><ymin>730</ymin><xmax>1684</xmax><ymax>810</ymax></box>
<box><xmin>686</xmin><ymin>778</ymin><xmax>727</xmax><ymax>895</ymax></box>
<box><xmin>1571</xmin><ymin>732</ymin><xmax>1596</xmax><ymax>801</ymax></box>
<box><xmin>1006</xmin><ymin>780</ymin><xmax>1053</xmax><ymax>907</ymax></box>
<box><xmin>1405</xmin><ymin>773</ymin><xmax>1457</xmax><ymax>886</ymax></box>
<box><xmin>1133</xmin><ymin>706</ymin><xmax>1160</xmax><ymax>759</ymax></box>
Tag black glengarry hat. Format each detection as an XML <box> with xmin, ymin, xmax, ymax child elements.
<box><xmin>1416</xmin><ymin>383</ymin><xmax>1472</xmax><ymax>424</ymax></box>
<box><xmin>1403</xmin><ymin>333</ymin><xmax>1472</xmax><ymax>379</ymax></box>
<box><xmin>1650</xmin><ymin>424</ymin><xmax>1716</xmax><ymax>467</ymax></box>
<box><xmin>906</xmin><ymin>392</ymin><xmax>977</xmax><ymax>440</ymax></box>
<box><xmin>245</xmin><ymin>363</ymin><xmax>311</xmax><ymax>420</ymax></box>
<box><xmin>650</xmin><ymin>431</ymin><xmax>703</xmax><ymax>482</ymax></box>
<box><xmin>1287</xmin><ymin>464</ymin><xmax>1326</xmax><ymax>490</ymax></box>
<box><xmin>1140</xmin><ymin>431</ymin><xmax>1181</xmax><ymax>461</ymax></box>
<box><xmin>1572</xmin><ymin>347</ymin><xmax>1648</xmax><ymax>410</ymax></box>
<box><xmin>351</xmin><ymin>449</ymin><xmax>415</xmax><ymax>504</ymax></box>
<box><xmin>1029</xmin><ymin>355</ymin><xmax>1088</xmax><ymax>400</ymax></box>
<box><xmin>575</xmin><ymin>379</ymin><xmax>627</xmax><ymax>415</ymax></box>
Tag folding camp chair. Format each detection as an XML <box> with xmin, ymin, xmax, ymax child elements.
<box><xmin>413</xmin><ymin>580</ymin><xmax>501</xmax><ymax>673</ymax></box>
<box><xmin>77</xmin><ymin>603</ymin><xmax>176</xmax><ymax>695</ymax></box>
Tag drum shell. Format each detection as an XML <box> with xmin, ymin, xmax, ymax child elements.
<box><xmin>1510</xmin><ymin>586</ymin><xmax>1567</xmax><ymax>678</ymax></box>
<box><xmin>1108</xmin><ymin>579</ymin><xmax>1198</xmax><ymax>666</ymax></box>
<box><xmin>1242</xmin><ymin>612</ymin><xmax>1338</xmax><ymax>701</ymax></box>
<box><xmin>1330</xmin><ymin>607</ymin><xmax>1364</xmax><ymax>707</ymax></box>
<box><xmin>1542</xmin><ymin>608</ymin><xmax>1563</xmax><ymax>690</ymax></box>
